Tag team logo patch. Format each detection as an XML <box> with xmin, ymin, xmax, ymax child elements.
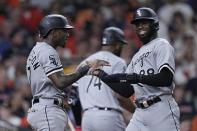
<box><xmin>49</xmin><ymin>55</ymin><xmax>58</xmax><ymax>66</ymax></box>
<box><xmin>137</xmin><ymin>10</ymin><xmax>141</xmax><ymax>16</ymax></box>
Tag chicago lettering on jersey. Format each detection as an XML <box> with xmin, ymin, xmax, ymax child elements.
<box><xmin>133</xmin><ymin>51</ymin><xmax>152</xmax><ymax>67</ymax></box>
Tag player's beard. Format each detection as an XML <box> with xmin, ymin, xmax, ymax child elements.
<box><xmin>137</xmin><ymin>24</ymin><xmax>156</xmax><ymax>45</ymax></box>
<box><xmin>62</xmin><ymin>39</ymin><xmax>67</xmax><ymax>47</ymax></box>
<box><xmin>114</xmin><ymin>48</ymin><xmax>122</xmax><ymax>56</ymax></box>
<box><xmin>58</xmin><ymin>39</ymin><xmax>67</xmax><ymax>48</ymax></box>
<box><xmin>138</xmin><ymin>29</ymin><xmax>154</xmax><ymax>45</ymax></box>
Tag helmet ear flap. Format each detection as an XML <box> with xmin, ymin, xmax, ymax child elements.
<box><xmin>154</xmin><ymin>21</ymin><xmax>159</xmax><ymax>31</ymax></box>
<box><xmin>149</xmin><ymin>20</ymin><xmax>159</xmax><ymax>33</ymax></box>
<box><xmin>150</xmin><ymin>22</ymin><xmax>159</xmax><ymax>32</ymax></box>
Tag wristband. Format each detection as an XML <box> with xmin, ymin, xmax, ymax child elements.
<box><xmin>97</xmin><ymin>69</ymin><xmax>107</xmax><ymax>78</ymax></box>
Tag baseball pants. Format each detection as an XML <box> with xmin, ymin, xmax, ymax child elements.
<box><xmin>27</xmin><ymin>99</ymin><xmax>68</xmax><ymax>131</ymax></box>
<box><xmin>126</xmin><ymin>95</ymin><xmax>180</xmax><ymax>131</ymax></box>
<box><xmin>82</xmin><ymin>109</ymin><xmax>126</xmax><ymax>131</ymax></box>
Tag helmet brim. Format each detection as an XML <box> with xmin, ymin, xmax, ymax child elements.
<box><xmin>121</xmin><ymin>39</ymin><xmax>128</xmax><ymax>44</ymax></box>
<box><xmin>122</xmin><ymin>40</ymin><xmax>128</xmax><ymax>44</ymax></box>
<box><xmin>130</xmin><ymin>18</ymin><xmax>156</xmax><ymax>24</ymax></box>
<box><xmin>65</xmin><ymin>25</ymin><xmax>74</xmax><ymax>29</ymax></box>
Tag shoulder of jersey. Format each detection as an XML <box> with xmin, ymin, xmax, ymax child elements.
<box><xmin>79</xmin><ymin>52</ymin><xmax>105</xmax><ymax>66</ymax></box>
<box><xmin>115</xmin><ymin>56</ymin><xmax>126</xmax><ymax>64</ymax></box>
<box><xmin>84</xmin><ymin>51</ymin><xmax>106</xmax><ymax>62</ymax></box>
<box><xmin>81</xmin><ymin>51</ymin><xmax>126</xmax><ymax>66</ymax></box>
<box><xmin>155</xmin><ymin>38</ymin><xmax>173</xmax><ymax>48</ymax></box>
<box><xmin>35</xmin><ymin>42</ymin><xmax>56</xmax><ymax>54</ymax></box>
<box><xmin>156</xmin><ymin>38</ymin><xmax>170</xmax><ymax>45</ymax></box>
<box><xmin>98</xmin><ymin>51</ymin><xmax>126</xmax><ymax>64</ymax></box>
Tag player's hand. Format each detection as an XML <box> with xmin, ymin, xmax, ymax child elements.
<box><xmin>76</xmin><ymin>60</ymin><xmax>110</xmax><ymax>77</ymax></box>
<box><xmin>86</xmin><ymin>59</ymin><xmax>110</xmax><ymax>68</ymax></box>
<box><xmin>87</xmin><ymin>68</ymin><xmax>102</xmax><ymax>76</ymax></box>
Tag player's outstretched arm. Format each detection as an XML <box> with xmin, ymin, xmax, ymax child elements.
<box><xmin>92</xmin><ymin>67</ymin><xmax>173</xmax><ymax>87</ymax></box>
<box><xmin>126</xmin><ymin>67</ymin><xmax>173</xmax><ymax>86</ymax></box>
<box><xmin>48</xmin><ymin>60</ymin><xmax>110</xmax><ymax>90</ymax></box>
<box><xmin>91</xmin><ymin>69</ymin><xmax>134</xmax><ymax>98</ymax></box>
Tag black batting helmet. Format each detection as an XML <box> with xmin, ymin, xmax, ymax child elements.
<box><xmin>102</xmin><ymin>27</ymin><xmax>127</xmax><ymax>45</ymax></box>
<box><xmin>131</xmin><ymin>7</ymin><xmax>159</xmax><ymax>31</ymax></box>
<box><xmin>38</xmin><ymin>14</ymin><xmax>74</xmax><ymax>38</ymax></box>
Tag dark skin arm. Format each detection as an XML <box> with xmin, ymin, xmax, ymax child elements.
<box><xmin>48</xmin><ymin>70</ymin><xmax>82</xmax><ymax>90</ymax></box>
<box><xmin>48</xmin><ymin>60</ymin><xmax>110</xmax><ymax>90</ymax></box>
<box><xmin>115</xmin><ymin>93</ymin><xmax>135</xmax><ymax>113</ymax></box>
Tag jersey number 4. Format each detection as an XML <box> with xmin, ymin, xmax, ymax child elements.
<box><xmin>86</xmin><ymin>76</ymin><xmax>102</xmax><ymax>92</ymax></box>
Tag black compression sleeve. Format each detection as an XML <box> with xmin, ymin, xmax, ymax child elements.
<box><xmin>102</xmin><ymin>81</ymin><xmax>134</xmax><ymax>98</ymax></box>
<box><xmin>97</xmin><ymin>70</ymin><xmax>127</xmax><ymax>83</ymax></box>
<box><xmin>97</xmin><ymin>71</ymin><xmax>134</xmax><ymax>98</ymax></box>
<box><xmin>97</xmin><ymin>67</ymin><xmax>173</xmax><ymax>87</ymax></box>
<box><xmin>138</xmin><ymin>68</ymin><xmax>173</xmax><ymax>86</ymax></box>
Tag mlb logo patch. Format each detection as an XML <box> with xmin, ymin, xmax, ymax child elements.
<box><xmin>102</xmin><ymin>38</ymin><xmax>107</xmax><ymax>44</ymax></box>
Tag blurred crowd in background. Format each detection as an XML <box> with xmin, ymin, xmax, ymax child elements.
<box><xmin>0</xmin><ymin>0</ymin><xmax>197</xmax><ymax>130</ymax></box>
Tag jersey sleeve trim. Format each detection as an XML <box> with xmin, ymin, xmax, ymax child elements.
<box><xmin>46</xmin><ymin>66</ymin><xmax>63</xmax><ymax>76</ymax></box>
<box><xmin>158</xmin><ymin>63</ymin><xmax>175</xmax><ymax>74</ymax></box>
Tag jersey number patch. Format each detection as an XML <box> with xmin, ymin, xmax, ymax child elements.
<box><xmin>86</xmin><ymin>76</ymin><xmax>102</xmax><ymax>92</ymax></box>
<box><xmin>139</xmin><ymin>68</ymin><xmax>154</xmax><ymax>75</ymax></box>
<box><xmin>138</xmin><ymin>68</ymin><xmax>155</xmax><ymax>87</ymax></box>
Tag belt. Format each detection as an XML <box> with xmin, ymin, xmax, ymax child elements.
<box><xmin>33</xmin><ymin>98</ymin><xmax>63</xmax><ymax>108</ymax></box>
<box><xmin>84</xmin><ymin>107</ymin><xmax>121</xmax><ymax>113</ymax></box>
<box><xmin>134</xmin><ymin>96</ymin><xmax>161</xmax><ymax>109</ymax></box>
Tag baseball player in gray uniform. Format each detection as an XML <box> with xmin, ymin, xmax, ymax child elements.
<box><xmin>72</xmin><ymin>27</ymin><xmax>135</xmax><ymax>131</ymax></box>
<box><xmin>90</xmin><ymin>7</ymin><xmax>180</xmax><ymax>131</ymax></box>
<box><xmin>26</xmin><ymin>14</ymin><xmax>109</xmax><ymax>131</ymax></box>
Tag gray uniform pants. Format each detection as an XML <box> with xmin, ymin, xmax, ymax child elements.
<box><xmin>82</xmin><ymin>109</ymin><xmax>126</xmax><ymax>131</ymax></box>
<box><xmin>126</xmin><ymin>96</ymin><xmax>180</xmax><ymax>131</ymax></box>
<box><xmin>27</xmin><ymin>99</ymin><xmax>68</xmax><ymax>131</ymax></box>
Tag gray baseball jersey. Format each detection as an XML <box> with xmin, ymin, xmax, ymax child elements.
<box><xmin>126</xmin><ymin>38</ymin><xmax>175</xmax><ymax>99</ymax></box>
<box><xmin>125</xmin><ymin>38</ymin><xmax>180</xmax><ymax>131</ymax></box>
<box><xmin>26</xmin><ymin>42</ymin><xmax>68</xmax><ymax>131</ymax></box>
<box><xmin>73</xmin><ymin>51</ymin><xmax>127</xmax><ymax>131</ymax></box>
<box><xmin>26</xmin><ymin>42</ymin><xmax>64</xmax><ymax>99</ymax></box>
